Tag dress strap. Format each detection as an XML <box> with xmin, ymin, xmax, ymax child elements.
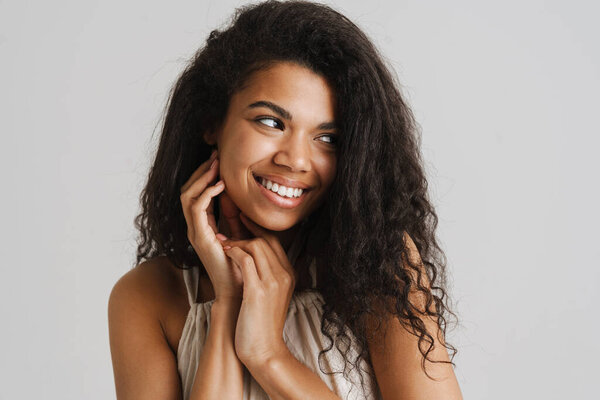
<box><xmin>181</xmin><ymin>265</ymin><xmax>199</xmax><ymax>306</ymax></box>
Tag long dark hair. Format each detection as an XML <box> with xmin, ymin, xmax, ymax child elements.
<box><xmin>134</xmin><ymin>0</ymin><xmax>458</xmax><ymax>385</ymax></box>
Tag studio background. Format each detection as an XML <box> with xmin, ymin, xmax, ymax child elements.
<box><xmin>1</xmin><ymin>0</ymin><xmax>598</xmax><ymax>399</ymax></box>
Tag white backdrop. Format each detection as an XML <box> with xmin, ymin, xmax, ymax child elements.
<box><xmin>1</xmin><ymin>1</ymin><xmax>598</xmax><ymax>399</ymax></box>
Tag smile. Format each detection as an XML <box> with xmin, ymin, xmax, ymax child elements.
<box><xmin>252</xmin><ymin>173</ymin><xmax>310</xmax><ymax>209</ymax></box>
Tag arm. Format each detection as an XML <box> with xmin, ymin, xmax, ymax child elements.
<box><xmin>216</xmin><ymin>216</ymin><xmax>341</xmax><ymax>400</ymax></box>
<box><xmin>245</xmin><ymin>347</ymin><xmax>340</xmax><ymax>400</ymax></box>
<box><xmin>365</xmin><ymin>233</ymin><xmax>463</xmax><ymax>400</ymax></box>
<box><xmin>188</xmin><ymin>299</ymin><xmax>245</xmax><ymax>400</ymax></box>
<box><xmin>108</xmin><ymin>267</ymin><xmax>182</xmax><ymax>399</ymax></box>
<box><xmin>108</xmin><ymin>263</ymin><xmax>246</xmax><ymax>400</ymax></box>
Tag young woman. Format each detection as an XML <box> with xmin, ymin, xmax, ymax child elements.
<box><xmin>108</xmin><ymin>1</ymin><xmax>463</xmax><ymax>399</ymax></box>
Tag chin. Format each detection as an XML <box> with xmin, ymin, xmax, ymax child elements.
<box><xmin>246</xmin><ymin>211</ymin><xmax>301</xmax><ymax>232</ymax></box>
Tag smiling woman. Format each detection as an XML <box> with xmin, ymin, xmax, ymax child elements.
<box><xmin>205</xmin><ymin>62</ymin><xmax>338</xmax><ymax>232</ymax></box>
<box><xmin>107</xmin><ymin>1</ymin><xmax>463</xmax><ymax>399</ymax></box>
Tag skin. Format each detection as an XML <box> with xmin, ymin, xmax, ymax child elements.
<box><xmin>200</xmin><ymin>61</ymin><xmax>462</xmax><ymax>398</ymax></box>
<box><xmin>109</xmin><ymin>61</ymin><xmax>463</xmax><ymax>399</ymax></box>
<box><xmin>205</xmin><ymin>61</ymin><xmax>338</xmax><ymax>249</ymax></box>
<box><xmin>205</xmin><ymin>60</ymin><xmax>342</xmax><ymax>375</ymax></box>
<box><xmin>179</xmin><ymin>61</ymin><xmax>344</xmax><ymax>398</ymax></box>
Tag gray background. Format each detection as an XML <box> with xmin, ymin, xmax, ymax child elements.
<box><xmin>1</xmin><ymin>0</ymin><xmax>598</xmax><ymax>399</ymax></box>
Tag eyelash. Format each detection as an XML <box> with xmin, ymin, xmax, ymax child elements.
<box><xmin>256</xmin><ymin>116</ymin><xmax>283</xmax><ymax>130</ymax></box>
<box><xmin>255</xmin><ymin>116</ymin><xmax>338</xmax><ymax>145</ymax></box>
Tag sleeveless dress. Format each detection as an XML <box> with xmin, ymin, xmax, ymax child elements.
<box><xmin>176</xmin><ymin>232</ymin><xmax>383</xmax><ymax>400</ymax></box>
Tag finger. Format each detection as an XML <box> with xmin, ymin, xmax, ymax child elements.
<box><xmin>181</xmin><ymin>158</ymin><xmax>220</xmax><ymax>233</ymax></box>
<box><xmin>239</xmin><ymin>213</ymin><xmax>291</xmax><ymax>273</ymax></box>
<box><xmin>245</xmin><ymin>239</ymin><xmax>277</xmax><ymax>283</ymax></box>
<box><xmin>221</xmin><ymin>238</ymin><xmax>283</xmax><ymax>283</ymax></box>
<box><xmin>190</xmin><ymin>180</ymin><xmax>226</xmax><ymax>247</ymax></box>
<box><xmin>224</xmin><ymin>247</ymin><xmax>261</xmax><ymax>290</ymax></box>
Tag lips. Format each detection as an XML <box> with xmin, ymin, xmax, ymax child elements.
<box><xmin>252</xmin><ymin>173</ymin><xmax>312</xmax><ymax>191</ymax></box>
<box><xmin>252</xmin><ymin>172</ymin><xmax>309</xmax><ymax>209</ymax></box>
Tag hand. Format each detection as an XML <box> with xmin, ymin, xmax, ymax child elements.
<box><xmin>180</xmin><ymin>150</ymin><xmax>246</xmax><ymax>302</ymax></box>
<box><xmin>219</xmin><ymin>213</ymin><xmax>295</xmax><ymax>368</ymax></box>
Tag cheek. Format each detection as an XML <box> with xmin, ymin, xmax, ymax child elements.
<box><xmin>222</xmin><ymin>127</ymin><xmax>268</xmax><ymax>163</ymax></box>
<box><xmin>219</xmin><ymin>133</ymin><xmax>266</xmax><ymax>192</ymax></box>
<box><xmin>318</xmin><ymin>156</ymin><xmax>337</xmax><ymax>189</ymax></box>
<box><xmin>219</xmin><ymin>132</ymin><xmax>251</xmax><ymax>175</ymax></box>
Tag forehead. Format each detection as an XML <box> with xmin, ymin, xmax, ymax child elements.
<box><xmin>230</xmin><ymin>62</ymin><xmax>337</xmax><ymax>120</ymax></box>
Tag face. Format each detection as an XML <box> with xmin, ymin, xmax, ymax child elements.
<box><xmin>206</xmin><ymin>61</ymin><xmax>338</xmax><ymax>232</ymax></box>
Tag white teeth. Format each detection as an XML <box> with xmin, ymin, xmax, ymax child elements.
<box><xmin>257</xmin><ymin>176</ymin><xmax>304</xmax><ymax>198</ymax></box>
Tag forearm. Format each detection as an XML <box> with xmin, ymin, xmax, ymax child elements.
<box><xmin>189</xmin><ymin>299</ymin><xmax>245</xmax><ymax>400</ymax></box>
<box><xmin>246</xmin><ymin>347</ymin><xmax>340</xmax><ymax>400</ymax></box>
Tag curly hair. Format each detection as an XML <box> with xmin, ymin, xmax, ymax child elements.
<box><xmin>133</xmin><ymin>0</ymin><xmax>458</xmax><ymax>387</ymax></box>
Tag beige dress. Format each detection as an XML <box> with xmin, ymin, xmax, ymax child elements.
<box><xmin>176</xmin><ymin>235</ymin><xmax>383</xmax><ymax>400</ymax></box>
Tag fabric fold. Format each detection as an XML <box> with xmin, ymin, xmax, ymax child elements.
<box><xmin>177</xmin><ymin>285</ymin><xmax>381</xmax><ymax>400</ymax></box>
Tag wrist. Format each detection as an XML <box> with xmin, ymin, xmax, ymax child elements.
<box><xmin>211</xmin><ymin>297</ymin><xmax>242</xmax><ymax>320</ymax></box>
<box><xmin>213</xmin><ymin>296</ymin><xmax>242</xmax><ymax>308</ymax></box>
<box><xmin>209</xmin><ymin>298</ymin><xmax>241</xmax><ymax>337</ymax></box>
<box><xmin>244</xmin><ymin>340</ymin><xmax>291</xmax><ymax>374</ymax></box>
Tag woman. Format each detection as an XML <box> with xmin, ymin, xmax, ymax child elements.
<box><xmin>108</xmin><ymin>1</ymin><xmax>463</xmax><ymax>399</ymax></box>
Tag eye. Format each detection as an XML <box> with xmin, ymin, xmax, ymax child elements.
<box><xmin>316</xmin><ymin>134</ymin><xmax>338</xmax><ymax>145</ymax></box>
<box><xmin>255</xmin><ymin>116</ymin><xmax>284</xmax><ymax>130</ymax></box>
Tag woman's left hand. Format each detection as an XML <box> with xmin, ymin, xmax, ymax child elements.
<box><xmin>219</xmin><ymin>213</ymin><xmax>295</xmax><ymax>369</ymax></box>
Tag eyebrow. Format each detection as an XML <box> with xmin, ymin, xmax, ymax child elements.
<box><xmin>247</xmin><ymin>100</ymin><xmax>337</xmax><ymax>130</ymax></box>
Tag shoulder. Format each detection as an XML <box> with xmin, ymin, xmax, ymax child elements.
<box><xmin>109</xmin><ymin>256</ymin><xmax>187</xmax><ymax>311</ymax></box>
<box><xmin>110</xmin><ymin>255</ymin><xmax>182</xmax><ymax>289</ymax></box>
<box><xmin>108</xmin><ymin>256</ymin><xmax>190</xmax><ymax>343</ymax></box>
<box><xmin>365</xmin><ymin>232</ymin><xmax>463</xmax><ymax>399</ymax></box>
<box><xmin>107</xmin><ymin>256</ymin><xmax>186</xmax><ymax>398</ymax></box>
<box><xmin>401</xmin><ymin>231</ymin><xmax>423</xmax><ymax>268</ymax></box>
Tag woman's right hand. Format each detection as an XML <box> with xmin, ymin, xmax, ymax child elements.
<box><xmin>179</xmin><ymin>150</ymin><xmax>243</xmax><ymax>302</ymax></box>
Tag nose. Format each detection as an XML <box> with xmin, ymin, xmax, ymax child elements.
<box><xmin>273</xmin><ymin>130</ymin><xmax>311</xmax><ymax>172</ymax></box>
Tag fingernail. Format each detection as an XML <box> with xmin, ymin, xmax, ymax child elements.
<box><xmin>216</xmin><ymin>233</ymin><xmax>228</xmax><ymax>241</ymax></box>
<box><xmin>223</xmin><ymin>245</ymin><xmax>231</xmax><ymax>250</ymax></box>
<box><xmin>210</xmin><ymin>150</ymin><xmax>217</xmax><ymax>160</ymax></box>
<box><xmin>210</xmin><ymin>158</ymin><xmax>218</xmax><ymax>169</ymax></box>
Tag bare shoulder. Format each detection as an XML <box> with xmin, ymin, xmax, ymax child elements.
<box><xmin>107</xmin><ymin>256</ymin><xmax>188</xmax><ymax>399</ymax></box>
<box><xmin>109</xmin><ymin>256</ymin><xmax>186</xmax><ymax>311</ymax></box>
<box><xmin>365</xmin><ymin>232</ymin><xmax>463</xmax><ymax>399</ymax></box>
